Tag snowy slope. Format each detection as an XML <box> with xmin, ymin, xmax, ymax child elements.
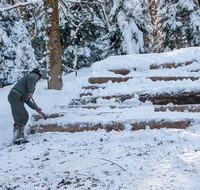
<box><xmin>1</xmin><ymin>47</ymin><xmax>200</xmax><ymax>189</ymax></box>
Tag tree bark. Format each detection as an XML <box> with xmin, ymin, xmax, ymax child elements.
<box><xmin>43</xmin><ymin>0</ymin><xmax>63</xmax><ymax>90</ymax></box>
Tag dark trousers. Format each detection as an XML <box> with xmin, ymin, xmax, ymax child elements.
<box><xmin>8</xmin><ymin>90</ymin><xmax>29</xmax><ymax>126</ymax></box>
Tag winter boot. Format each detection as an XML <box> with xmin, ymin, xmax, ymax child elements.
<box><xmin>13</xmin><ymin>124</ymin><xmax>29</xmax><ymax>145</ymax></box>
<box><xmin>20</xmin><ymin>124</ymin><xmax>29</xmax><ymax>144</ymax></box>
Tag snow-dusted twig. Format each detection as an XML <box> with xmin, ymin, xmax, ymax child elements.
<box><xmin>100</xmin><ymin>158</ymin><xmax>126</xmax><ymax>171</ymax></box>
<box><xmin>133</xmin><ymin>148</ymin><xmax>151</xmax><ymax>157</ymax></box>
<box><xmin>61</xmin><ymin>0</ymin><xmax>108</xmax><ymax>7</ymax></box>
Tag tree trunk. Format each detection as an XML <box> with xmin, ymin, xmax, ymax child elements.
<box><xmin>43</xmin><ymin>0</ymin><xmax>63</xmax><ymax>90</ymax></box>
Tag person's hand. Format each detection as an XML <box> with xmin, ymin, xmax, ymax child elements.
<box><xmin>27</xmin><ymin>93</ymin><xmax>33</xmax><ymax>99</ymax></box>
<box><xmin>36</xmin><ymin>107</ymin><xmax>42</xmax><ymax>114</ymax></box>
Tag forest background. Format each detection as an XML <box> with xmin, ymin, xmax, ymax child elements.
<box><xmin>0</xmin><ymin>0</ymin><xmax>200</xmax><ymax>87</ymax></box>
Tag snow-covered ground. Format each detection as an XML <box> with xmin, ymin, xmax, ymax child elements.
<box><xmin>1</xmin><ymin>47</ymin><xmax>200</xmax><ymax>189</ymax></box>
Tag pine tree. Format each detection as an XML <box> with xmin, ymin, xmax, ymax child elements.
<box><xmin>0</xmin><ymin>1</ymin><xmax>38</xmax><ymax>86</ymax></box>
<box><xmin>152</xmin><ymin>0</ymin><xmax>200</xmax><ymax>52</ymax></box>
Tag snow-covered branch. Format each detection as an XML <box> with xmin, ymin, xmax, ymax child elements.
<box><xmin>60</xmin><ymin>0</ymin><xmax>107</xmax><ymax>6</ymax></box>
<box><xmin>0</xmin><ymin>1</ymin><xmax>36</xmax><ymax>12</ymax></box>
<box><xmin>0</xmin><ymin>1</ymin><xmax>42</xmax><ymax>41</ymax></box>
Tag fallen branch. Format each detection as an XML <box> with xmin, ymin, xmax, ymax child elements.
<box><xmin>133</xmin><ymin>148</ymin><xmax>151</xmax><ymax>157</ymax></box>
<box><xmin>100</xmin><ymin>158</ymin><xmax>126</xmax><ymax>171</ymax></box>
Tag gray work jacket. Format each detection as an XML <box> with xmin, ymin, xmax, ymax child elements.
<box><xmin>12</xmin><ymin>73</ymin><xmax>38</xmax><ymax>109</ymax></box>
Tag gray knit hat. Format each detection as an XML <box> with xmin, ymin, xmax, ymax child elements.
<box><xmin>30</xmin><ymin>68</ymin><xmax>42</xmax><ymax>79</ymax></box>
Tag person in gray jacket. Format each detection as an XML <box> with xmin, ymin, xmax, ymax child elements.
<box><xmin>8</xmin><ymin>68</ymin><xmax>42</xmax><ymax>145</ymax></box>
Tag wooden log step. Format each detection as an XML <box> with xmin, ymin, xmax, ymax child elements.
<box><xmin>56</xmin><ymin>105</ymin><xmax>136</xmax><ymax>111</ymax></box>
<box><xmin>88</xmin><ymin>77</ymin><xmax>133</xmax><ymax>84</ymax></box>
<box><xmin>131</xmin><ymin>119</ymin><xmax>193</xmax><ymax>130</ymax></box>
<box><xmin>86</xmin><ymin>76</ymin><xmax>199</xmax><ymax>86</ymax></box>
<box><xmin>59</xmin><ymin>105</ymin><xmax>102</xmax><ymax>109</ymax></box>
<box><xmin>67</xmin><ymin>105</ymin><xmax>134</xmax><ymax>110</ymax></box>
<box><xmin>80</xmin><ymin>92</ymin><xmax>93</xmax><ymax>97</ymax></box>
<box><xmin>69</xmin><ymin>97</ymin><xmax>97</xmax><ymax>105</ymax></box>
<box><xmin>150</xmin><ymin>61</ymin><xmax>194</xmax><ymax>70</ymax></box>
<box><xmin>32</xmin><ymin>111</ymin><xmax>123</xmax><ymax>122</ymax></box>
<box><xmin>107</xmin><ymin>61</ymin><xmax>195</xmax><ymax>74</ymax></box>
<box><xmin>82</xmin><ymin>86</ymin><xmax>105</xmax><ymax>90</ymax></box>
<box><xmin>139</xmin><ymin>91</ymin><xmax>200</xmax><ymax>105</ymax></box>
<box><xmin>68</xmin><ymin>105</ymin><xmax>102</xmax><ymax>109</ymax></box>
<box><xmin>28</xmin><ymin>122</ymin><xmax>125</xmax><ymax>134</ymax></box>
<box><xmin>108</xmin><ymin>69</ymin><xmax>131</xmax><ymax>75</ymax></box>
<box><xmin>149</xmin><ymin>77</ymin><xmax>199</xmax><ymax>81</ymax></box>
<box><xmin>28</xmin><ymin>118</ymin><xmax>196</xmax><ymax>134</ymax></box>
<box><xmin>55</xmin><ymin>104</ymin><xmax>200</xmax><ymax>113</ymax></box>
<box><xmin>154</xmin><ymin>105</ymin><xmax>200</xmax><ymax>112</ymax></box>
<box><xmin>67</xmin><ymin>104</ymin><xmax>200</xmax><ymax>112</ymax></box>
<box><xmin>105</xmin><ymin>61</ymin><xmax>195</xmax><ymax>74</ymax></box>
<box><xmin>70</xmin><ymin>94</ymin><xmax>135</xmax><ymax>105</ymax></box>
<box><xmin>72</xmin><ymin>90</ymin><xmax>200</xmax><ymax>105</ymax></box>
